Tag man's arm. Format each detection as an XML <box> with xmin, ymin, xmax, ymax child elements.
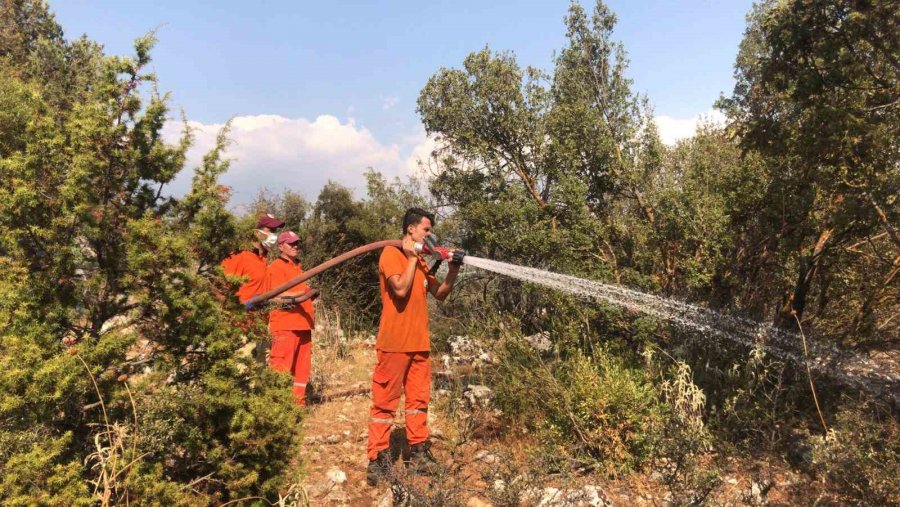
<box><xmin>386</xmin><ymin>238</ymin><xmax>419</xmax><ymax>299</ymax></box>
<box><xmin>276</xmin><ymin>288</ymin><xmax>319</xmax><ymax>306</ymax></box>
<box><xmin>429</xmin><ymin>256</ymin><xmax>460</xmax><ymax>301</ymax></box>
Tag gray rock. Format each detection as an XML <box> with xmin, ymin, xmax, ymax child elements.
<box><xmin>523</xmin><ymin>331</ymin><xmax>553</xmax><ymax>354</ymax></box>
<box><xmin>474</xmin><ymin>449</ymin><xmax>499</xmax><ymax>464</ymax></box>
<box><xmin>376</xmin><ymin>493</ymin><xmax>392</xmax><ymax>507</ymax></box>
<box><xmin>464</xmin><ymin>384</ymin><xmax>494</xmax><ymax>408</ymax></box>
<box><xmin>326</xmin><ymin>468</ymin><xmax>347</xmax><ymax>484</ymax></box>
<box><xmin>536</xmin><ymin>487</ymin><xmax>562</xmax><ymax>506</ymax></box>
<box><xmin>556</xmin><ymin>486</ymin><xmax>612</xmax><ymax>507</ymax></box>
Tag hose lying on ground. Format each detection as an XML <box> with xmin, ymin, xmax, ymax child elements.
<box><xmin>243</xmin><ymin>239</ymin><xmax>402</xmax><ymax>309</ymax></box>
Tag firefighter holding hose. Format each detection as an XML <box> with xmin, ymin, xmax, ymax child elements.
<box><xmin>366</xmin><ymin>207</ymin><xmax>464</xmax><ymax>486</ymax></box>
<box><xmin>265</xmin><ymin>230</ymin><xmax>320</xmax><ymax>406</ymax></box>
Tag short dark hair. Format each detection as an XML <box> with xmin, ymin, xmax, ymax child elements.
<box><xmin>402</xmin><ymin>207</ymin><xmax>435</xmax><ymax>235</ymax></box>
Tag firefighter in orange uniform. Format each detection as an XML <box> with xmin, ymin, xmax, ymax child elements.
<box><xmin>220</xmin><ymin>213</ymin><xmax>284</xmax><ymax>303</ymax></box>
<box><xmin>366</xmin><ymin>208</ymin><xmax>460</xmax><ymax>486</ymax></box>
<box><xmin>265</xmin><ymin>230</ymin><xmax>319</xmax><ymax>405</ymax></box>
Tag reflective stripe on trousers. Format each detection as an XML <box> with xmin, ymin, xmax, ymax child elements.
<box><xmin>366</xmin><ymin>350</ymin><xmax>431</xmax><ymax>461</ymax></box>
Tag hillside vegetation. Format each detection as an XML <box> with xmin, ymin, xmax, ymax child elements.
<box><xmin>1</xmin><ymin>0</ymin><xmax>896</xmax><ymax>504</ymax></box>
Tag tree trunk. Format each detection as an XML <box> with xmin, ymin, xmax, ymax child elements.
<box><xmin>776</xmin><ymin>228</ymin><xmax>833</xmax><ymax>328</ymax></box>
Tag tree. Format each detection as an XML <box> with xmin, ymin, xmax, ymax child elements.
<box><xmin>719</xmin><ymin>0</ymin><xmax>899</xmax><ymax>339</ymax></box>
<box><xmin>0</xmin><ymin>2</ymin><xmax>301</xmax><ymax>502</ymax></box>
<box><xmin>418</xmin><ymin>0</ymin><xmax>673</xmax><ymax>321</ymax></box>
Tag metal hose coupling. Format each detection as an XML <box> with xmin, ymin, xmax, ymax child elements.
<box><xmin>415</xmin><ymin>235</ymin><xmax>461</xmax><ymax>263</ymax></box>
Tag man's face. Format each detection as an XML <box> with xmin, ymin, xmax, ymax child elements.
<box><xmin>279</xmin><ymin>240</ymin><xmax>300</xmax><ymax>259</ymax></box>
<box><xmin>255</xmin><ymin>225</ymin><xmax>279</xmax><ymax>250</ymax></box>
<box><xmin>408</xmin><ymin>217</ymin><xmax>433</xmax><ymax>243</ymax></box>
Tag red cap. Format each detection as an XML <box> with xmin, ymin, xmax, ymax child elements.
<box><xmin>256</xmin><ymin>213</ymin><xmax>285</xmax><ymax>229</ymax></box>
<box><xmin>277</xmin><ymin>231</ymin><xmax>300</xmax><ymax>245</ymax></box>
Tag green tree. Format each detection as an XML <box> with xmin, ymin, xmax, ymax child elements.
<box><xmin>417</xmin><ymin>1</ymin><xmax>670</xmax><ymax>346</ymax></box>
<box><xmin>305</xmin><ymin>171</ymin><xmax>427</xmax><ymax>328</ymax></box>
<box><xmin>0</xmin><ymin>2</ymin><xmax>301</xmax><ymax>502</ymax></box>
<box><xmin>719</xmin><ymin>0</ymin><xmax>899</xmax><ymax>338</ymax></box>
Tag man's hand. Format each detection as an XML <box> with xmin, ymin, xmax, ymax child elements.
<box><xmin>401</xmin><ymin>237</ymin><xmax>418</xmax><ymax>259</ymax></box>
<box><xmin>448</xmin><ymin>249</ymin><xmax>465</xmax><ymax>270</ymax></box>
<box><xmin>271</xmin><ymin>296</ymin><xmax>296</xmax><ymax>310</ymax></box>
<box><xmin>293</xmin><ymin>288</ymin><xmax>320</xmax><ymax>303</ymax></box>
<box><xmin>272</xmin><ymin>289</ymin><xmax>319</xmax><ymax>309</ymax></box>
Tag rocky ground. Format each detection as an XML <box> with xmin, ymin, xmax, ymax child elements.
<box><xmin>291</xmin><ymin>331</ymin><xmax>844</xmax><ymax>506</ymax></box>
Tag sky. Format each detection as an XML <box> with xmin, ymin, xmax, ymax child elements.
<box><xmin>51</xmin><ymin>0</ymin><xmax>752</xmax><ymax>206</ymax></box>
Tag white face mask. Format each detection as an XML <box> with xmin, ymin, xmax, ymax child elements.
<box><xmin>253</xmin><ymin>229</ymin><xmax>278</xmax><ymax>249</ymax></box>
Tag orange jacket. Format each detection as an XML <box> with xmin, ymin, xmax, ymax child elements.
<box><xmin>221</xmin><ymin>250</ymin><xmax>268</xmax><ymax>303</ymax></box>
<box><xmin>265</xmin><ymin>257</ymin><xmax>315</xmax><ymax>332</ymax></box>
<box><xmin>375</xmin><ymin>246</ymin><xmax>436</xmax><ymax>352</ymax></box>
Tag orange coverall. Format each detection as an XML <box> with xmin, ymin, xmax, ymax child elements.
<box><xmin>221</xmin><ymin>250</ymin><xmax>268</xmax><ymax>303</ymax></box>
<box><xmin>266</xmin><ymin>257</ymin><xmax>315</xmax><ymax>405</ymax></box>
<box><xmin>366</xmin><ymin>247</ymin><xmax>436</xmax><ymax>460</ymax></box>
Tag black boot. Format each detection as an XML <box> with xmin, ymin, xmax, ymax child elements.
<box><xmin>305</xmin><ymin>382</ymin><xmax>323</xmax><ymax>405</ymax></box>
<box><xmin>406</xmin><ymin>440</ymin><xmax>438</xmax><ymax>475</ymax></box>
<box><xmin>366</xmin><ymin>451</ymin><xmax>392</xmax><ymax>487</ymax></box>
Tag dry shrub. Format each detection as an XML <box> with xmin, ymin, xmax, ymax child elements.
<box><xmin>810</xmin><ymin>403</ymin><xmax>899</xmax><ymax>505</ymax></box>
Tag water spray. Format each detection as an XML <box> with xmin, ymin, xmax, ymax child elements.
<box><xmin>460</xmin><ymin>255</ymin><xmax>899</xmax><ymax>403</ymax></box>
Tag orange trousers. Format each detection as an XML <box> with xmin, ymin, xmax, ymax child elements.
<box><xmin>366</xmin><ymin>350</ymin><xmax>431</xmax><ymax>460</ymax></box>
<box><xmin>269</xmin><ymin>329</ymin><xmax>312</xmax><ymax>405</ymax></box>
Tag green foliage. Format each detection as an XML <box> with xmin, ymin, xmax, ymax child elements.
<box><xmin>718</xmin><ymin>0</ymin><xmax>899</xmax><ymax>337</ymax></box>
<box><xmin>0</xmin><ymin>2</ymin><xmax>300</xmax><ymax>502</ymax></box>
<box><xmin>418</xmin><ymin>2</ymin><xmax>661</xmax><ymax>345</ymax></box>
<box><xmin>811</xmin><ymin>404</ymin><xmax>899</xmax><ymax>505</ymax></box>
<box><xmin>493</xmin><ymin>339</ymin><xmax>665</xmax><ymax>476</ymax></box>
<box><xmin>654</xmin><ymin>361</ymin><xmax>720</xmax><ymax>502</ymax></box>
<box><xmin>0</xmin><ymin>432</ymin><xmax>90</xmax><ymax>506</ymax></box>
<box><xmin>418</xmin><ymin>0</ymin><xmax>897</xmax><ymax>500</ymax></box>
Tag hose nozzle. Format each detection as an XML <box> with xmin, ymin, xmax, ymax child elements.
<box><xmin>415</xmin><ymin>235</ymin><xmax>465</xmax><ymax>264</ymax></box>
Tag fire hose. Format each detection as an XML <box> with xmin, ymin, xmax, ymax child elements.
<box><xmin>242</xmin><ymin>238</ymin><xmax>464</xmax><ymax>309</ymax></box>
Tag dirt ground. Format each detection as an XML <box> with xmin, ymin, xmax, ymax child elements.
<box><xmin>293</xmin><ymin>336</ymin><xmax>842</xmax><ymax>506</ymax></box>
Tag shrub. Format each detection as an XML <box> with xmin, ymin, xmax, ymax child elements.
<box><xmin>810</xmin><ymin>404</ymin><xmax>899</xmax><ymax>505</ymax></box>
<box><xmin>0</xmin><ymin>3</ymin><xmax>303</xmax><ymax>501</ymax></box>
<box><xmin>493</xmin><ymin>339</ymin><xmax>665</xmax><ymax>476</ymax></box>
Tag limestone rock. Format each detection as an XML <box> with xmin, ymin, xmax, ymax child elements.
<box><xmin>463</xmin><ymin>384</ymin><xmax>494</xmax><ymax>408</ymax></box>
<box><xmin>326</xmin><ymin>468</ymin><xmax>347</xmax><ymax>484</ymax></box>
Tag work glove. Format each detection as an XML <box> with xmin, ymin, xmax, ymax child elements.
<box><xmin>450</xmin><ymin>249</ymin><xmax>466</xmax><ymax>266</ymax></box>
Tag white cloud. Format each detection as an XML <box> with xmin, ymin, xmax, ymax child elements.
<box><xmin>381</xmin><ymin>96</ymin><xmax>399</xmax><ymax>111</ymax></box>
<box><xmin>160</xmin><ymin>109</ymin><xmax>725</xmax><ymax>207</ymax></box>
<box><xmin>162</xmin><ymin>114</ymin><xmax>429</xmax><ymax>205</ymax></box>
<box><xmin>402</xmin><ymin>129</ymin><xmax>439</xmax><ymax>178</ymax></box>
<box><xmin>654</xmin><ymin>110</ymin><xmax>726</xmax><ymax>145</ymax></box>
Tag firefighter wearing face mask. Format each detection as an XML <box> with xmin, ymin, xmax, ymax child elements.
<box><xmin>221</xmin><ymin>213</ymin><xmax>284</xmax><ymax>304</ymax></box>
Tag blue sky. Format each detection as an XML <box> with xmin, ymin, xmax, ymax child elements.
<box><xmin>51</xmin><ymin>0</ymin><xmax>753</xmax><ymax>204</ymax></box>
